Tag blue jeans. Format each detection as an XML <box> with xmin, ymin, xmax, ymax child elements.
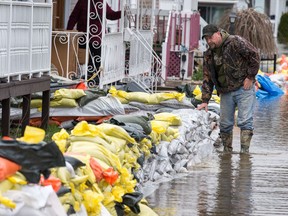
<box><xmin>220</xmin><ymin>86</ymin><xmax>256</xmax><ymax>133</ymax></box>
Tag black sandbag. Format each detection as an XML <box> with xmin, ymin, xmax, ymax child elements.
<box><xmin>120</xmin><ymin>123</ymin><xmax>147</xmax><ymax>142</ymax></box>
<box><xmin>191</xmin><ymin>97</ymin><xmax>202</xmax><ymax>107</ymax></box>
<box><xmin>64</xmin><ymin>155</ymin><xmax>86</xmax><ymax>169</ymax></box>
<box><xmin>114</xmin><ymin>202</ymin><xmax>125</xmax><ymax>216</ymax></box>
<box><xmin>122</xmin><ymin>191</ymin><xmax>143</xmax><ymax>214</ymax></box>
<box><xmin>175</xmin><ymin>83</ymin><xmax>196</xmax><ymax>98</ymax></box>
<box><xmin>20</xmin><ymin>169</ymin><xmax>51</xmax><ymax>183</ymax></box>
<box><xmin>77</xmin><ymin>89</ymin><xmax>107</xmax><ymax>107</ymax></box>
<box><xmin>0</xmin><ymin>139</ymin><xmax>65</xmax><ymax>171</ymax></box>
<box><xmin>111</xmin><ymin>115</ymin><xmax>152</xmax><ymax>135</ymax></box>
<box><xmin>57</xmin><ymin>186</ymin><xmax>72</xmax><ymax>196</ymax></box>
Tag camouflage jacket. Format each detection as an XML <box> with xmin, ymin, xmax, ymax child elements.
<box><xmin>201</xmin><ymin>34</ymin><xmax>260</xmax><ymax>103</ymax></box>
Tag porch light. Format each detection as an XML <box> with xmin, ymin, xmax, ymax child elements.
<box><xmin>229</xmin><ymin>11</ymin><xmax>237</xmax><ymax>34</ymax></box>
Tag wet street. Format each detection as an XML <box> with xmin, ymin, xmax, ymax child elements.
<box><xmin>146</xmin><ymin>94</ymin><xmax>288</xmax><ymax>216</ymax></box>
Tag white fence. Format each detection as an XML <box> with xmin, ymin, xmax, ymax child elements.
<box><xmin>128</xmin><ymin>30</ymin><xmax>153</xmax><ymax>77</ymax></box>
<box><xmin>0</xmin><ymin>0</ymin><xmax>52</xmax><ymax>81</ymax></box>
<box><xmin>100</xmin><ymin>32</ymin><xmax>126</xmax><ymax>88</ymax></box>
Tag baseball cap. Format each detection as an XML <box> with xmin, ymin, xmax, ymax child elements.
<box><xmin>202</xmin><ymin>24</ymin><xmax>219</xmax><ymax>39</ymax></box>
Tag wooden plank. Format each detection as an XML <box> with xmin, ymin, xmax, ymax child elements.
<box><xmin>1</xmin><ymin>98</ymin><xmax>11</xmax><ymax>137</ymax></box>
<box><xmin>0</xmin><ymin>76</ymin><xmax>50</xmax><ymax>137</ymax></box>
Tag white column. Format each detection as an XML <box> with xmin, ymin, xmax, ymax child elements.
<box><xmin>183</xmin><ymin>0</ymin><xmax>198</xmax><ymax>11</ymax></box>
<box><xmin>274</xmin><ymin>0</ymin><xmax>279</xmax><ymax>37</ymax></box>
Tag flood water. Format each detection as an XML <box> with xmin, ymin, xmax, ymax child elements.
<box><xmin>146</xmin><ymin>94</ymin><xmax>288</xmax><ymax>216</ymax></box>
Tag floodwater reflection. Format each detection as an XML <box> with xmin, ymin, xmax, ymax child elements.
<box><xmin>146</xmin><ymin>95</ymin><xmax>288</xmax><ymax>216</ymax></box>
<box><xmin>212</xmin><ymin>154</ymin><xmax>252</xmax><ymax>216</ymax></box>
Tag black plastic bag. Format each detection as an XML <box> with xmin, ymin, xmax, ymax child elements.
<box><xmin>122</xmin><ymin>191</ymin><xmax>143</xmax><ymax>214</ymax></box>
<box><xmin>0</xmin><ymin>139</ymin><xmax>65</xmax><ymax>183</ymax></box>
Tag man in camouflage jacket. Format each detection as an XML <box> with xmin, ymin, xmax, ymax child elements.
<box><xmin>197</xmin><ymin>24</ymin><xmax>260</xmax><ymax>153</ymax></box>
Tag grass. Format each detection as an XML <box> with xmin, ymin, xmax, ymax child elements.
<box><xmin>1</xmin><ymin>123</ymin><xmax>62</xmax><ymax>142</ymax></box>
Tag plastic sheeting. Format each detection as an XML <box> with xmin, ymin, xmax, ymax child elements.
<box><xmin>0</xmin><ymin>139</ymin><xmax>65</xmax><ymax>183</ymax></box>
<box><xmin>30</xmin><ymin>95</ymin><xmax>125</xmax><ymax>118</ymax></box>
<box><xmin>256</xmin><ymin>74</ymin><xmax>284</xmax><ymax>98</ymax></box>
<box><xmin>0</xmin><ymin>185</ymin><xmax>66</xmax><ymax>216</ymax></box>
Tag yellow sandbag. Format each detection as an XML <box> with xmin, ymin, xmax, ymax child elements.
<box><xmin>211</xmin><ymin>95</ymin><xmax>220</xmax><ymax>104</ymax></box>
<box><xmin>68</xmin><ymin>141</ymin><xmax>122</xmax><ymax>171</ymax></box>
<box><xmin>134</xmin><ymin>203</ymin><xmax>159</xmax><ymax>216</ymax></box>
<box><xmin>105</xmin><ymin>136</ymin><xmax>127</xmax><ymax>151</ymax></box>
<box><xmin>118</xmin><ymin>168</ymin><xmax>137</xmax><ymax>193</ymax></box>
<box><xmin>125</xmin><ymin>92</ymin><xmax>151</xmax><ymax>103</ymax></box>
<box><xmin>153</xmin><ymin>92</ymin><xmax>185</xmax><ymax>103</ymax></box>
<box><xmin>154</xmin><ymin>113</ymin><xmax>182</xmax><ymax>126</ymax></box>
<box><xmin>17</xmin><ymin>126</ymin><xmax>45</xmax><ymax>144</ymax></box>
<box><xmin>195</xmin><ymin>93</ymin><xmax>202</xmax><ymax>101</ymax></box>
<box><xmin>73</xmin><ymin>157</ymin><xmax>104</xmax><ymax>185</ymax></box>
<box><xmin>71</xmin><ymin>121</ymin><xmax>105</xmax><ymax>138</ymax></box>
<box><xmin>54</xmin><ymin>88</ymin><xmax>86</xmax><ymax>100</ymax></box>
<box><xmin>83</xmin><ymin>190</ymin><xmax>104</xmax><ymax>215</ymax></box>
<box><xmin>52</xmin><ymin>129</ymin><xmax>70</xmax><ymax>153</ymax></box>
<box><xmin>104</xmin><ymin>201</ymin><xmax>118</xmax><ymax>216</ymax></box>
<box><xmin>70</xmin><ymin>175</ymin><xmax>89</xmax><ymax>186</ymax></box>
<box><xmin>96</xmin><ymin>123</ymin><xmax>136</xmax><ymax>144</ymax></box>
<box><xmin>149</xmin><ymin>131</ymin><xmax>160</xmax><ymax>144</ymax></box>
<box><xmin>193</xmin><ymin>85</ymin><xmax>202</xmax><ymax>96</ymax></box>
<box><xmin>109</xmin><ymin>86</ymin><xmax>129</xmax><ymax>104</ymax></box>
<box><xmin>165</xmin><ymin>127</ymin><xmax>179</xmax><ymax>137</ymax></box>
<box><xmin>115</xmin><ymin>95</ymin><xmax>129</xmax><ymax>104</ymax></box>
<box><xmin>30</xmin><ymin>99</ymin><xmax>43</xmax><ymax>108</ymax></box>
<box><xmin>66</xmin><ymin>154</ymin><xmax>97</xmax><ymax>184</ymax></box>
<box><xmin>111</xmin><ymin>185</ymin><xmax>125</xmax><ymax>203</ymax></box>
<box><xmin>50</xmin><ymin>98</ymin><xmax>78</xmax><ymax>107</ymax></box>
<box><xmin>150</xmin><ymin>120</ymin><xmax>170</xmax><ymax>134</ymax></box>
<box><xmin>0</xmin><ymin>180</ymin><xmax>13</xmax><ymax>194</ymax></box>
<box><xmin>56</xmin><ymin>167</ymin><xmax>71</xmax><ymax>184</ymax></box>
<box><xmin>0</xmin><ymin>195</ymin><xmax>16</xmax><ymax>209</ymax></box>
<box><xmin>70</xmin><ymin>135</ymin><xmax>117</xmax><ymax>154</ymax></box>
<box><xmin>59</xmin><ymin>192</ymin><xmax>76</xmax><ymax>206</ymax></box>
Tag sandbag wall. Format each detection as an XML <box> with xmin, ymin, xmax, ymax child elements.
<box><xmin>0</xmin><ymin>87</ymin><xmax>220</xmax><ymax>216</ymax></box>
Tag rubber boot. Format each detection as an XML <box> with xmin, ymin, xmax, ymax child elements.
<box><xmin>220</xmin><ymin>132</ymin><xmax>233</xmax><ymax>153</ymax></box>
<box><xmin>240</xmin><ymin>130</ymin><xmax>253</xmax><ymax>154</ymax></box>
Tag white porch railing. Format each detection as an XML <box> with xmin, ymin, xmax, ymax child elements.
<box><xmin>99</xmin><ymin>32</ymin><xmax>126</xmax><ymax>88</ymax></box>
<box><xmin>129</xmin><ymin>30</ymin><xmax>153</xmax><ymax>76</ymax></box>
<box><xmin>125</xmin><ymin>28</ymin><xmax>165</xmax><ymax>93</ymax></box>
<box><xmin>0</xmin><ymin>0</ymin><xmax>52</xmax><ymax>81</ymax></box>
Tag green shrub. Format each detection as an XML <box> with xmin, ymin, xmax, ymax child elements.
<box><xmin>192</xmin><ymin>64</ymin><xmax>203</xmax><ymax>81</ymax></box>
<box><xmin>278</xmin><ymin>13</ymin><xmax>288</xmax><ymax>44</ymax></box>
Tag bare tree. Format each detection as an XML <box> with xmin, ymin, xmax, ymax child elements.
<box><xmin>218</xmin><ymin>8</ymin><xmax>276</xmax><ymax>58</ymax></box>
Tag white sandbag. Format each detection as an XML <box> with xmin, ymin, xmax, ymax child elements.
<box><xmin>156</xmin><ymin>141</ymin><xmax>169</xmax><ymax>158</ymax></box>
<box><xmin>0</xmin><ymin>185</ymin><xmax>66</xmax><ymax>216</ymax></box>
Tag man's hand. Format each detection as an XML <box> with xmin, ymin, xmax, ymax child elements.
<box><xmin>243</xmin><ymin>78</ymin><xmax>254</xmax><ymax>90</ymax></box>
<box><xmin>196</xmin><ymin>102</ymin><xmax>208</xmax><ymax>112</ymax></box>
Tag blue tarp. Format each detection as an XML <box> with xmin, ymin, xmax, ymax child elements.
<box><xmin>256</xmin><ymin>75</ymin><xmax>284</xmax><ymax>99</ymax></box>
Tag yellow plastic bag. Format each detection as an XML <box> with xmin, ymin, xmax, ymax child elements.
<box><xmin>71</xmin><ymin>121</ymin><xmax>105</xmax><ymax>138</ymax></box>
<box><xmin>96</xmin><ymin>123</ymin><xmax>136</xmax><ymax>144</ymax></box>
<box><xmin>83</xmin><ymin>190</ymin><xmax>104</xmax><ymax>215</ymax></box>
<box><xmin>150</xmin><ymin>120</ymin><xmax>170</xmax><ymax>134</ymax></box>
<box><xmin>52</xmin><ymin>129</ymin><xmax>70</xmax><ymax>153</ymax></box>
<box><xmin>211</xmin><ymin>95</ymin><xmax>220</xmax><ymax>104</ymax></box>
<box><xmin>153</xmin><ymin>92</ymin><xmax>185</xmax><ymax>103</ymax></box>
<box><xmin>54</xmin><ymin>88</ymin><xmax>86</xmax><ymax>100</ymax></box>
<box><xmin>50</xmin><ymin>98</ymin><xmax>78</xmax><ymax>107</ymax></box>
<box><xmin>109</xmin><ymin>86</ymin><xmax>129</xmax><ymax>104</ymax></box>
<box><xmin>17</xmin><ymin>126</ymin><xmax>45</xmax><ymax>144</ymax></box>
<box><xmin>193</xmin><ymin>85</ymin><xmax>202</xmax><ymax>96</ymax></box>
<box><xmin>154</xmin><ymin>113</ymin><xmax>182</xmax><ymax>126</ymax></box>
